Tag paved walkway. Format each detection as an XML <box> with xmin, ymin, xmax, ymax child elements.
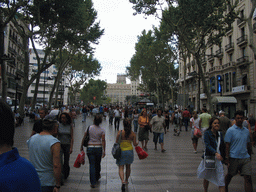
<box><xmin>14</xmin><ymin>115</ymin><xmax>256</xmax><ymax>192</ymax></box>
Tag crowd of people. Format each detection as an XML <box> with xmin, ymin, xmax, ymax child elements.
<box><xmin>1</xmin><ymin>99</ymin><xmax>256</xmax><ymax>191</ymax></box>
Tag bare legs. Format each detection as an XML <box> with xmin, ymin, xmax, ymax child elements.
<box><xmin>203</xmin><ymin>179</ymin><xmax>225</xmax><ymax>192</ymax></box>
<box><xmin>140</xmin><ymin>140</ymin><xmax>148</xmax><ymax>150</ymax></box>
<box><xmin>118</xmin><ymin>164</ymin><xmax>131</xmax><ymax>184</ymax></box>
<box><xmin>203</xmin><ymin>179</ymin><xmax>209</xmax><ymax>192</ymax></box>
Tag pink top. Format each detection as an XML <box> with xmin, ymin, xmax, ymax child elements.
<box><xmin>87</xmin><ymin>125</ymin><xmax>105</xmax><ymax>145</ymax></box>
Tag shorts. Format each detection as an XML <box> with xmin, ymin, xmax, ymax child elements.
<box><xmin>153</xmin><ymin>132</ymin><xmax>164</xmax><ymax>143</ymax></box>
<box><xmin>191</xmin><ymin>129</ymin><xmax>199</xmax><ymax>143</ymax></box>
<box><xmin>228</xmin><ymin>158</ymin><xmax>252</xmax><ymax>176</ymax></box>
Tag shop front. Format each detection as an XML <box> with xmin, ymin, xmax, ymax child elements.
<box><xmin>212</xmin><ymin>96</ymin><xmax>237</xmax><ymax>119</ymax></box>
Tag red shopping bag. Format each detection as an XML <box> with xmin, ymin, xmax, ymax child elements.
<box><xmin>194</xmin><ymin>128</ymin><xmax>202</xmax><ymax>138</ymax></box>
<box><xmin>135</xmin><ymin>146</ymin><xmax>148</xmax><ymax>160</ymax></box>
<box><xmin>74</xmin><ymin>153</ymin><xmax>81</xmax><ymax>168</ymax></box>
<box><xmin>80</xmin><ymin>151</ymin><xmax>85</xmax><ymax>165</ymax></box>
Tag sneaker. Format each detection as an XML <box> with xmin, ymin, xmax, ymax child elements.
<box><xmin>194</xmin><ymin>151</ymin><xmax>197</xmax><ymax>154</ymax></box>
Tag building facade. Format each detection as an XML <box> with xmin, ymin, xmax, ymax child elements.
<box><xmin>106</xmin><ymin>74</ymin><xmax>141</xmax><ymax>106</ymax></box>
<box><xmin>1</xmin><ymin>20</ymin><xmax>28</xmax><ymax>105</ymax></box>
<box><xmin>177</xmin><ymin>0</ymin><xmax>256</xmax><ymax>117</ymax></box>
<box><xmin>28</xmin><ymin>49</ymin><xmax>69</xmax><ymax>106</ymax></box>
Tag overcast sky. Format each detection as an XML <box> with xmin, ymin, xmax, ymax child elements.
<box><xmin>92</xmin><ymin>0</ymin><xmax>160</xmax><ymax>83</ymax></box>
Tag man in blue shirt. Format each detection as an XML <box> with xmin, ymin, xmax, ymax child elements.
<box><xmin>224</xmin><ymin>110</ymin><xmax>253</xmax><ymax>192</ymax></box>
<box><xmin>0</xmin><ymin>99</ymin><xmax>41</xmax><ymax>191</ymax></box>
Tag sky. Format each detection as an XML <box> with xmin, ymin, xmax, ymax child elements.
<box><xmin>92</xmin><ymin>0</ymin><xmax>160</xmax><ymax>84</ymax></box>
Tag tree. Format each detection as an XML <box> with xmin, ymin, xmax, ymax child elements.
<box><xmin>127</xmin><ymin>27</ymin><xmax>178</xmax><ymax>107</ymax></box>
<box><xmin>80</xmin><ymin>79</ymin><xmax>107</xmax><ymax>105</ymax></box>
<box><xmin>130</xmin><ymin>0</ymin><xmax>237</xmax><ymax>113</ymax></box>
<box><xmin>64</xmin><ymin>52</ymin><xmax>102</xmax><ymax>106</ymax></box>
<box><xmin>0</xmin><ymin>0</ymin><xmax>30</xmax><ymax>101</ymax></box>
<box><xmin>12</xmin><ymin>0</ymin><xmax>103</xmax><ymax>116</ymax></box>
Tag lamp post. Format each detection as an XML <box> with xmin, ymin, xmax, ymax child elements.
<box><xmin>14</xmin><ymin>74</ymin><xmax>20</xmax><ymax>111</ymax></box>
<box><xmin>43</xmin><ymin>70</ymin><xmax>46</xmax><ymax>107</ymax></box>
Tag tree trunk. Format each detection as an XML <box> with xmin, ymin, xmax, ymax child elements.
<box><xmin>18</xmin><ymin>35</ymin><xmax>30</xmax><ymax>119</ymax></box>
<box><xmin>30</xmin><ymin>75</ymin><xmax>40</xmax><ymax>111</ymax></box>
<box><xmin>195</xmin><ymin>53</ymin><xmax>213</xmax><ymax>115</ymax></box>
<box><xmin>0</xmin><ymin>24</ymin><xmax>7</xmax><ymax>101</ymax></box>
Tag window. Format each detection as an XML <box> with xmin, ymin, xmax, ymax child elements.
<box><xmin>219</xmin><ymin>58</ymin><xmax>222</xmax><ymax>65</ymax></box>
<box><xmin>210</xmin><ymin>77</ymin><xmax>216</xmax><ymax>93</ymax></box>
<box><xmin>242</xmin><ymin>47</ymin><xmax>246</xmax><ymax>57</ymax></box>
<box><xmin>217</xmin><ymin>75</ymin><xmax>222</xmax><ymax>93</ymax></box>
<box><xmin>229</xmin><ymin>35</ymin><xmax>232</xmax><ymax>44</ymax></box>
<box><xmin>241</xmin><ymin>27</ymin><xmax>245</xmax><ymax>37</ymax></box>
<box><xmin>232</xmin><ymin>72</ymin><xmax>236</xmax><ymax>87</ymax></box>
<box><xmin>225</xmin><ymin>73</ymin><xmax>230</xmax><ymax>92</ymax></box>
<box><xmin>242</xmin><ymin>74</ymin><xmax>247</xmax><ymax>85</ymax></box>
<box><xmin>229</xmin><ymin>53</ymin><xmax>233</xmax><ymax>61</ymax></box>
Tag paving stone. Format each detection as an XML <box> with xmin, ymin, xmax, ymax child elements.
<box><xmin>14</xmin><ymin>115</ymin><xmax>256</xmax><ymax>191</ymax></box>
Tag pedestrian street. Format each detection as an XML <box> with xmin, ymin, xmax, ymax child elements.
<box><xmin>14</xmin><ymin>114</ymin><xmax>256</xmax><ymax>192</ymax></box>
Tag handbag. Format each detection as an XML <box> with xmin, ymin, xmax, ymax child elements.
<box><xmin>144</xmin><ymin>125</ymin><xmax>151</xmax><ymax>132</ymax></box>
<box><xmin>135</xmin><ymin>146</ymin><xmax>148</xmax><ymax>160</ymax></box>
<box><xmin>194</xmin><ymin>128</ymin><xmax>202</xmax><ymax>138</ymax></box>
<box><xmin>144</xmin><ymin>116</ymin><xmax>152</xmax><ymax>132</ymax></box>
<box><xmin>112</xmin><ymin>130</ymin><xmax>122</xmax><ymax>159</ymax></box>
<box><xmin>204</xmin><ymin>132</ymin><xmax>220</xmax><ymax>169</ymax></box>
<box><xmin>83</xmin><ymin>126</ymin><xmax>90</xmax><ymax>147</ymax></box>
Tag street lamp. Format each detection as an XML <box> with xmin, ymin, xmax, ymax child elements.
<box><xmin>15</xmin><ymin>74</ymin><xmax>20</xmax><ymax>111</ymax></box>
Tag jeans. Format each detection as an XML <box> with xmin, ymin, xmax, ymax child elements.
<box><xmin>60</xmin><ymin>144</ymin><xmax>70</xmax><ymax>179</ymax></box>
<box><xmin>133</xmin><ymin>120</ymin><xmax>138</xmax><ymax>132</ymax></box>
<box><xmin>87</xmin><ymin>147</ymin><xmax>103</xmax><ymax>185</ymax></box>
<box><xmin>114</xmin><ymin>117</ymin><xmax>120</xmax><ymax>130</ymax></box>
<box><xmin>153</xmin><ymin>132</ymin><xmax>164</xmax><ymax>143</ymax></box>
<box><xmin>184</xmin><ymin>117</ymin><xmax>189</xmax><ymax>131</ymax></box>
<box><xmin>82</xmin><ymin>113</ymin><xmax>87</xmax><ymax>122</ymax></box>
<box><xmin>109</xmin><ymin>115</ymin><xmax>113</xmax><ymax>125</ymax></box>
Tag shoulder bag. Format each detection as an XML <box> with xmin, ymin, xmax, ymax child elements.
<box><xmin>112</xmin><ymin>130</ymin><xmax>122</xmax><ymax>159</ymax></box>
<box><xmin>204</xmin><ymin>132</ymin><xmax>220</xmax><ymax>169</ymax></box>
<box><xmin>83</xmin><ymin>126</ymin><xmax>90</xmax><ymax>147</ymax></box>
<box><xmin>144</xmin><ymin>116</ymin><xmax>152</xmax><ymax>132</ymax></box>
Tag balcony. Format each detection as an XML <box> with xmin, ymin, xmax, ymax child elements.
<box><xmin>16</xmin><ymin>69</ymin><xmax>24</xmax><ymax>77</ymax></box>
<box><xmin>201</xmin><ymin>56</ymin><xmax>207</xmax><ymax>65</ymax></box>
<box><xmin>6</xmin><ymin>72</ymin><xmax>15</xmax><ymax>78</ymax></box>
<box><xmin>208</xmin><ymin>54</ymin><xmax>214</xmax><ymax>62</ymax></box>
<box><xmin>209</xmin><ymin>66</ymin><xmax>221</xmax><ymax>74</ymax></box>
<box><xmin>237</xmin><ymin>18</ymin><xmax>246</xmax><ymax>27</ymax></box>
<box><xmin>232</xmin><ymin>85</ymin><xmax>250</xmax><ymax>94</ymax></box>
<box><xmin>237</xmin><ymin>35</ymin><xmax>247</xmax><ymax>47</ymax></box>
<box><xmin>221</xmin><ymin>62</ymin><xmax>236</xmax><ymax>70</ymax></box>
<box><xmin>236</xmin><ymin>56</ymin><xmax>249</xmax><ymax>68</ymax></box>
<box><xmin>225</xmin><ymin>24</ymin><xmax>233</xmax><ymax>35</ymax></box>
<box><xmin>8</xmin><ymin>46</ymin><xmax>17</xmax><ymax>55</ymax></box>
<box><xmin>225</xmin><ymin>42</ymin><xmax>234</xmax><ymax>52</ymax></box>
<box><xmin>254</xmin><ymin>23</ymin><xmax>256</xmax><ymax>33</ymax></box>
<box><xmin>215</xmin><ymin>48</ymin><xmax>223</xmax><ymax>57</ymax></box>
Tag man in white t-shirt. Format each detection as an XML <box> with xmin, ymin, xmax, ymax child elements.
<box><xmin>114</xmin><ymin>106</ymin><xmax>121</xmax><ymax>131</ymax></box>
<box><xmin>150</xmin><ymin>109</ymin><xmax>166</xmax><ymax>152</ymax></box>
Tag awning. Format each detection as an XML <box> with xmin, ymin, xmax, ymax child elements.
<box><xmin>212</xmin><ymin>96</ymin><xmax>237</xmax><ymax>104</ymax></box>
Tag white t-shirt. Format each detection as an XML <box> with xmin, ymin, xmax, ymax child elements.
<box><xmin>190</xmin><ymin>117</ymin><xmax>200</xmax><ymax>129</ymax></box>
<box><xmin>114</xmin><ymin>109</ymin><xmax>121</xmax><ymax>117</ymax></box>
